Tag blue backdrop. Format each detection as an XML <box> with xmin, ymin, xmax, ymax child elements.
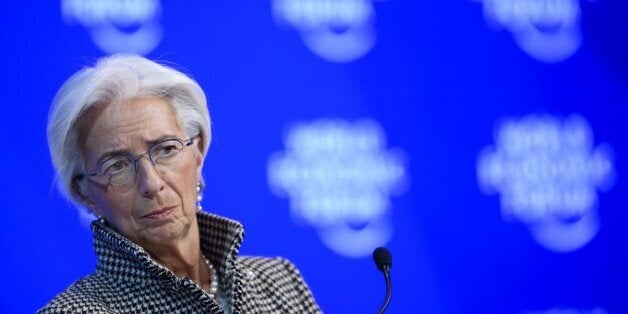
<box><xmin>1</xmin><ymin>1</ymin><xmax>627</xmax><ymax>313</ymax></box>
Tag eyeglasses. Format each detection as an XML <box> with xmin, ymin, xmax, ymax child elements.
<box><xmin>78</xmin><ymin>137</ymin><xmax>196</xmax><ymax>187</ymax></box>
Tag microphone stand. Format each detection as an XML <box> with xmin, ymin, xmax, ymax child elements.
<box><xmin>377</xmin><ymin>264</ymin><xmax>392</xmax><ymax>314</ymax></box>
<box><xmin>373</xmin><ymin>247</ymin><xmax>392</xmax><ymax>314</ymax></box>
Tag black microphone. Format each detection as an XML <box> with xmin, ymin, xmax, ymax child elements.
<box><xmin>373</xmin><ymin>247</ymin><xmax>392</xmax><ymax>314</ymax></box>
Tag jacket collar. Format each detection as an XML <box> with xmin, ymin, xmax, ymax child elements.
<box><xmin>91</xmin><ymin>211</ymin><xmax>245</xmax><ymax>286</ymax></box>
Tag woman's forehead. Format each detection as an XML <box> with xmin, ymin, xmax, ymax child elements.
<box><xmin>82</xmin><ymin>98</ymin><xmax>183</xmax><ymax>159</ymax></box>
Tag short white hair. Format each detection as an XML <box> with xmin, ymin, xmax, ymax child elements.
<box><xmin>48</xmin><ymin>54</ymin><xmax>211</xmax><ymax>207</ymax></box>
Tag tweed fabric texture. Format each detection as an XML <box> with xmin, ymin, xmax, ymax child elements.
<box><xmin>39</xmin><ymin>212</ymin><xmax>321</xmax><ymax>313</ymax></box>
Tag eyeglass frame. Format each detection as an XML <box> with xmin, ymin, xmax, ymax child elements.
<box><xmin>75</xmin><ymin>136</ymin><xmax>197</xmax><ymax>185</ymax></box>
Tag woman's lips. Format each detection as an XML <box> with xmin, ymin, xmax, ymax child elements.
<box><xmin>141</xmin><ymin>206</ymin><xmax>176</xmax><ymax>220</ymax></box>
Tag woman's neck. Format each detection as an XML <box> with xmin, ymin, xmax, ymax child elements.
<box><xmin>143</xmin><ymin>225</ymin><xmax>211</xmax><ymax>291</ymax></box>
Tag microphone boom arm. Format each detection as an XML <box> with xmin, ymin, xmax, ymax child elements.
<box><xmin>373</xmin><ymin>247</ymin><xmax>392</xmax><ymax>314</ymax></box>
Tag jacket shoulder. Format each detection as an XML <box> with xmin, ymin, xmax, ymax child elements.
<box><xmin>237</xmin><ymin>256</ymin><xmax>321</xmax><ymax>313</ymax></box>
<box><xmin>38</xmin><ymin>274</ymin><xmax>113</xmax><ymax>314</ymax></box>
<box><xmin>238</xmin><ymin>256</ymin><xmax>308</xmax><ymax>286</ymax></box>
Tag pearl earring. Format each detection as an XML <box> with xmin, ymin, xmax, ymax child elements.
<box><xmin>196</xmin><ymin>182</ymin><xmax>203</xmax><ymax>212</ymax></box>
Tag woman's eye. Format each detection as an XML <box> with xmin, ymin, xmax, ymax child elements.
<box><xmin>163</xmin><ymin>145</ymin><xmax>176</xmax><ymax>155</ymax></box>
<box><xmin>104</xmin><ymin>159</ymin><xmax>130</xmax><ymax>174</ymax></box>
<box><xmin>155</xmin><ymin>144</ymin><xmax>180</xmax><ymax>157</ymax></box>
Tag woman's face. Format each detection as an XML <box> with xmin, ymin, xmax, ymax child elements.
<box><xmin>79</xmin><ymin>97</ymin><xmax>203</xmax><ymax>248</ymax></box>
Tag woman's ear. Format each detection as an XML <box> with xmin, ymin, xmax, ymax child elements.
<box><xmin>72</xmin><ymin>177</ymin><xmax>100</xmax><ymax>216</ymax></box>
<box><xmin>195</xmin><ymin>136</ymin><xmax>204</xmax><ymax>177</ymax></box>
<box><xmin>195</xmin><ymin>135</ymin><xmax>205</xmax><ymax>156</ymax></box>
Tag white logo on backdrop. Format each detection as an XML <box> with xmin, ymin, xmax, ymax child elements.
<box><xmin>267</xmin><ymin>119</ymin><xmax>408</xmax><ymax>257</ymax></box>
<box><xmin>522</xmin><ymin>307</ymin><xmax>608</xmax><ymax>314</ymax></box>
<box><xmin>477</xmin><ymin>0</ymin><xmax>586</xmax><ymax>63</ymax></box>
<box><xmin>477</xmin><ymin>114</ymin><xmax>615</xmax><ymax>252</ymax></box>
<box><xmin>271</xmin><ymin>0</ymin><xmax>379</xmax><ymax>63</ymax></box>
<box><xmin>61</xmin><ymin>0</ymin><xmax>163</xmax><ymax>55</ymax></box>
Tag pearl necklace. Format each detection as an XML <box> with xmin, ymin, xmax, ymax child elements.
<box><xmin>203</xmin><ymin>255</ymin><xmax>220</xmax><ymax>300</ymax></box>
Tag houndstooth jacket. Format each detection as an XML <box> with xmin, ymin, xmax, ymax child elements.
<box><xmin>39</xmin><ymin>212</ymin><xmax>321</xmax><ymax>313</ymax></box>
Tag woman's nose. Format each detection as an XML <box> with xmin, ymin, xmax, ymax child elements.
<box><xmin>135</xmin><ymin>157</ymin><xmax>165</xmax><ymax>196</ymax></box>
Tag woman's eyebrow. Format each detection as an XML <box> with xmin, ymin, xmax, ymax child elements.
<box><xmin>93</xmin><ymin>134</ymin><xmax>183</xmax><ymax>166</ymax></box>
<box><xmin>93</xmin><ymin>149</ymin><xmax>131</xmax><ymax>167</ymax></box>
<box><xmin>147</xmin><ymin>134</ymin><xmax>182</xmax><ymax>145</ymax></box>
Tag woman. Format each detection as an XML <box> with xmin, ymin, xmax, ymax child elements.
<box><xmin>41</xmin><ymin>54</ymin><xmax>321</xmax><ymax>313</ymax></box>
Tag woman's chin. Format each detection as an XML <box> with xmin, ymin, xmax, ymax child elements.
<box><xmin>138</xmin><ymin>219</ymin><xmax>190</xmax><ymax>245</ymax></box>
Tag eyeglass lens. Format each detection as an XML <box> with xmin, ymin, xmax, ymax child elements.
<box><xmin>98</xmin><ymin>139</ymin><xmax>187</xmax><ymax>186</ymax></box>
